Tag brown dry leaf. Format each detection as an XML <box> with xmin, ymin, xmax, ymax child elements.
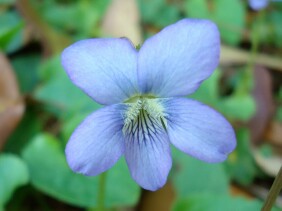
<box><xmin>138</xmin><ymin>182</ymin><xmax>175</xmax><ymax>211</ymax></box>
<box><xmin>248</xmin><ymin>66</ymin><xmax>274</xmax><ymax>144</ymax></box>
<box><xmin>220</xmin><ymin>45</ymin><xmax>282</xmax><ymax>71</ymax></box>
<box><xmin>0</xmin><ymin>52</ymin><xmax>25</xmax><ymax>150</ymax></box>
<box><xmin>230</xmin><ymin>184</ymin><xmax>253</xmax><ymax>199</ymax></box>
<box><xmin>253</xmin><ymin>146</ymin><xmax>282</xmax><ymax>177</ymax></box>
<box><xmin>101</xmin><ymin>0</ymin><xmax>142</xmax><ymax>46</ymax></box>
<box><xmin>265</xmin><ymin>121</ymin><xmax>282</xmax><ymax>147</ymax></box>
<box><xmin>16</xmin><ymin>0</ymin><xmax>72</xmax><ymax>56</ymax></box>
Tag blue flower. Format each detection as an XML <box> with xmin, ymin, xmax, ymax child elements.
<box><xmin>61</xmin><ymin>19</ymin><xmax>236</xmax><ymax>191</ymax></box>
<box><xmin>248</xmin><ymin>0</ymin><xmax>282</xmax><ymax>10</ymax></box>
<box><xmin>248</xmin><ymin>0</ymin><xmax>269</xmax><ymax>10</ymax></box>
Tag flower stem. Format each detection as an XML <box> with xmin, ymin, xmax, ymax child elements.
<box><xmin>262</xmin><ymin>166</ymin><xmax>282</xmax><ymax>211</ymax></box>
<box><xmin>97</xmin><ymin>172</ymin><xmax>107</xmax><ymax>211</ymax></box>
<box><xmin>238</xmin><ymin>11</ymin><xmax>264</xmax><ymax>95</ymax></box>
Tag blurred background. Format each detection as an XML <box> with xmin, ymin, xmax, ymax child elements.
<box><xmin>0</xmin><ymin>0</ymin><xmax>282</xmax><ymax>210</ymax></box>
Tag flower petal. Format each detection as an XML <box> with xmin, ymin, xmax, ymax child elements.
<box><xmin>163</xmin><ymin>98</ymin><xmax>236</xmax><ymax>163</ymax></box>
<box><xmin>65</xmin><ymin>104</ymin><xmax>126</xmax><ymax>176</ymax></box>
<box><xmin>124</xmin><ymin>112</ymin><xmax>172</xmax><ymax>191</ymax></box>
<box><xmin>138</xmin><ymin>19</ymin><xmax>220</xmax><ymax>97</ymax></box>
<box><xmin>249</xmin><ymin>0</ymin><xmax>268</xmax><ymax>10</ymax></box>
<box><xmin>61</xmin><ymin>38</ymin><xmax>138</xmax><ymax>105</ymax></box>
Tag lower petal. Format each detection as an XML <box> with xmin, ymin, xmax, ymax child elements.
<box><xmin>124</xmin><ymin>112</ymin><xmax>172</xmax><ymax>191</ymax></box>
<box><xmin>65</xmin><ymin>104</ymin><xmax>126</xmax><ymax>176</ymax></box>
<box><xmin>163</xmin><ymin>98</ymin><xmax>236</xmax><ymax>163</ymax></box>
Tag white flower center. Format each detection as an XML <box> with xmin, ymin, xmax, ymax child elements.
<box><xmin>122</xmin><ymin>97</ymin><xmax>167</xmax><ymax>138</ymax></box>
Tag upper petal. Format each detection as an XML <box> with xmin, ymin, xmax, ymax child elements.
<box><xmin>163</xmin><ymin>98</ymin><xmax>236</xmax><ymax>163</ymax></box>
<box><xmin>138</xmin><ymin>19</ymin><xmax>220</xmax><ymax>97</ymax></box>
<box><xmin>65</xmin><ymin>104</ymin><xmax>126</xmax><ymax>176</ymax></box>
<box><xmin>61</xmin><ymin>38</ymin><xmax>138</xmax><ymax>105</ymax></box>
<box><xmin>123</xmin><ymin>107</ymin><xmax>172</xmax><ymax>191</ymax></box>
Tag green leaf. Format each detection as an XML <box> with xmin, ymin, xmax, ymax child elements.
<box><xmin>184</xmin><ymin>0</ymin><xmax>246</xmax><ymax>45</ymax></box>
<box><xmin>190</xmin><ymin>69</ymin><xmax>220</xmax><ymax>106</ymax></box>
<box><xmin>220</xmin><ymin>94</ymin><xmax>256</xmax><ymax>121</ymax></box>
<box><xmin>225</xmin><ymin>128</ymin><xmax>258</xmax><ymax>185</ymax></box>
<box><xmin>191</xmin><ymin>69</ymin><xmax>255</xmax><ymax>121</ymax></box>
<box><xmin>30</xmin><ymin>0</ymin><xmax>110</xmax><ymax>38</ymax></box>
<box><xmin>5</xmin><ymin>108</ymin><xmax>43</xmax><ymax>154</ymax></box>
<box><xmin>0</xmin><ymin>11</ymin><xmax>24</xmax><ymax>53</ymax></box>
<box><xmin>0</xmin><ymin>0</ymin><xmax>16</xmax><ymax>5</ymax></box>
<box><xmin>276</xmin><ymin>106</ymin><xmax>282</xmax><ymax>122</ymax></box>
<box><xmin>269</xmin><ymin>11</ymin><xmax>282</xmax><ymax>47</ymax></box>
<box><xmin>184</xmin><ymin>0</ymin><xmax>210</xmax><ymax>19</ymax></box>
<box><xmin>22</xmin><ymin>134</ymin><xmax>140</xmax><ymax>208</ymax></box>
<box><xmin>0</xmin><ymin>154</ymin><xmax>29</xmax><ymax>206</ymax></box>
<box><xmin>171</xmin><ymin>148</ymin><xmax>229</xmax><ymax>197</ymax></box>
<box><xmin>213</xmin><ymin>0</ymin><xmax>245</xmax><ymax>45</ymax></box>
<box><xmin>218</xmin><ymin>68</ymin><xmax>256</xmax><ymax>121</ymax></box>
<box><xmin>34</xmin><ymin>55</ymin><xmax>101</xmax><ymax>119</ymax></box>
<box><xmin>276</xmin><ymin>87</ymin><xmax>282</xmax><ymax>121</ymax></box>
<box><xmin>137</xmin><ymin>0</ymin><xmax>180</xmax><ymax>28</ymax></box>
<box><xmin>11</xmin><ymin>54</ymin><xmax>40</xmax><ymax>93</ymax></box>
<box><xmin>172</xmin><ymin>193</ymin><xmax>273</xmax><ymax>211</ymax></box>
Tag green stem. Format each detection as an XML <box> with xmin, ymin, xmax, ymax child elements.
<box><xmin>239</xmin><ymin>10</ymin><xmax>266</xmax><ymax>94</ymax></box>
<box><xmin>248</xmin><ymin>10</ymin><xmax>265</xmax><ymax>69</ymax></box>
<box><xmin>97</xmin><ymin>172</ymin><xmax>107</xmax><ymax>211</ymax></box>
<box><xmin>262</xmin><ymin>166</ymin><xmax>282</xmax><ymax>211</ymax></box>
<box><xmin>17</xmin><ymin>0</ymin><xmax>72</xmax><ymax>55</ymax></box>
<box><xmin>240</xmin><ymin>11</ymin><xmax>264</xmax><ymax>94</ymax></box>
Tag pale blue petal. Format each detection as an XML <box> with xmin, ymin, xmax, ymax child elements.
<box><xmin>124</xmin><ymin>110</ymin><xmax>172</xmax><ymax>191</ymax></box>
<box><xmin>61</xmin><ymin>38</ymin><xmax>138</xmax><ymax>105</ymax></box>
<box><xmin>249</xmin><ymin>0</ymin><xmax>268</xmax><ymax>10</ymax></box>
<box><xmin>163</xmin><ymin>98</ymin><xmax>236</xmax><ymax>163</ymax></box>
<box><xmin>138</xmin><ymin>19</ymin><xmax>220</xmax><ymax>97</ymax></box>
<box><xmin>65</xmin><ymin>104</ymin><xmax>126</xmax><ymax>176</ymax></box>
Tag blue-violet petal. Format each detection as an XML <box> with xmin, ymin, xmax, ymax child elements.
<box><xmin>61</xmin><ymin>38</ymin><xmax>138</xmax><ymax>105</ymax></box>
<box><xmin>163</xmin><ymin>98</ymin><xmax>236</xmax><ymax>163</ymax></box>
<box><xmin>65</xmin><ymin>104</ymin><xmax>126</xmax><ymax>176</ymax></box>
<box><xmin>138</xmin><ymin>19</ymin><xmax>220</xmax><ymax>97</ymax></box>
<box><xmin>249</xmin><ymin>0</ymin><xmax>268</xmax><ymax>10</ymax></box>
<box><xmin>123</xmin><ymin>105</ymin><xmax>172</xmax><ymax>191</ymax></box>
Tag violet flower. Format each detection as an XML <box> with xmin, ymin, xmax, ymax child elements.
<box><xmin>61</xmin><ymin>19</ymin><xmax>236</xmax><ymax>191</ymax></box>
<box><xmin>248</xmin><ymin>0</ymin><xmax>282</xmax><ymax>10</ymax></box>
<box><xmin>249</xmin><ymin>0</ymin><xmax>269</xmax><ymax>10</ymax></box>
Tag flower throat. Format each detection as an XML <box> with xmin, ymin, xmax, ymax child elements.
<box><xmin>122</xmin><ymin>97</ymin><xmax>167</xmax><ymax>139</ymax></box>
